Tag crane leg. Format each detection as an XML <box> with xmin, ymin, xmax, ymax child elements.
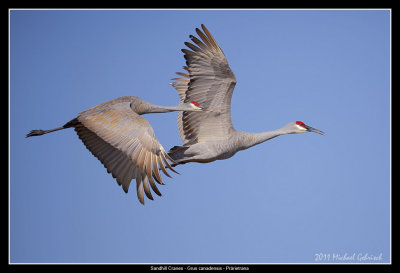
<box><xmin>26</xmin><ymin>118</ymin><xmax>79</xmax><ymax>138</ymax></box>
<box><xmin>26</xmin><ymin>127</ymin><xmax>66</xmax><ymax>137</ymax></box>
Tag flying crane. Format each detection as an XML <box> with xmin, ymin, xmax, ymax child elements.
<box><xmin>27</xmin><ymin>24</ymin><xmax>324</xmax><ymax>204</ymax></box>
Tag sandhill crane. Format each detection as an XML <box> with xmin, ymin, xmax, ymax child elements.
<box><xmin>27</xmin><ymin>24</ymin><xmax>324</xmax><ymax>205</ymax></box>
<box><xmin>168</xmin><ymin>24</ymin><xmax>324</xmax><ymax>166</ymax></box>
<box><xmin>27</xmin><ymin>96</ymin><xmax>202</xmax><ymax>204</ymax></box>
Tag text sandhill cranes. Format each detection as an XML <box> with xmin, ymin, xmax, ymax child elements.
<box><xmin>27</xmin><ymin>24</ymin><xmax>324</xmax><ymax>204</ymax></box>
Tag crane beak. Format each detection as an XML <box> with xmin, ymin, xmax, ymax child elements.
<box><xmin>305</xmin><ymin>125</ymin><xmax>325</xmax><ymax>135</ymax></box>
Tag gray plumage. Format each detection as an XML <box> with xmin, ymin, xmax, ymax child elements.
<box><xmin>26</xmin><ymin>96</ymin><xmax>202</xmax><ymax>204</ymax></box>
<box><xmin>169</xmin><ymin>24</ymin><xmax>324</xmax><ymax>166</ymax></box>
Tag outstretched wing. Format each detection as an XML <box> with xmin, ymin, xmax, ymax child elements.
<box><xmin>170</xmin><ymin>67</ymin><xmax>190</xmax><ymax>143</ymax></box>
<box><xmin>75</xmin><ymin>96</ymin><xmax>177</xmax><ymax>204</ymax></box>
<box><xmin>170</xmin><ymin>24</ymin><xmax>237</xmax><ymax>145</ymax></box>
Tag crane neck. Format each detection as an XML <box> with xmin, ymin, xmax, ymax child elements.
<box><xmin>144</xmin><ymin>104</ymin><xmax>184</xmax><ymax>114</ymax></box>
<box><xmin>237</xmin><ymin>128</ymin><xmax>289</xmax><ymax>150</ymax></box>
<box><xmin>130</xmin><ymin>101</ymin><xmax>186</xmax><ymax>115</ymax></box>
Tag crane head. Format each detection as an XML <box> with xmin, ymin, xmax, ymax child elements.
<box><xmin>294</xmin><ymin>121</ymin><xmax>325</xmax><ymax>135</ymax></box>
<box><xmin>190</xmin><ymin>101</ymin><xmax>202</xmax><ymax>110</ymax></box>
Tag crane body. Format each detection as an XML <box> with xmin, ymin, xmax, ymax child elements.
<box><xmin>168</xmin><ymin>25</ymin><xmax>324</xmax><ymax>167</ymax></box>
<box><xmin>27</xmin><ymin>96</ymin><xmax>202</xmax><ymax>204</ymax></box>
<box><xmin>168</xmin><ymin>123</ymin><xmax>322</xmax><ymax>166</ymax></box>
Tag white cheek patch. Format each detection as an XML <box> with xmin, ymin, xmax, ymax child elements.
<box><xmin>295</xmin><ymin>124</ymin><xmax>307</xmax><ymax>131</ymax></box>
<box><xmin>190</xmin><ymin>103</ymin><xmax>201</xmax><ymax>110</ymax></box>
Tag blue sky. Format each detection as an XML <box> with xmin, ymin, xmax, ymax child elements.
<box><xmin>10</xmin><ymin>9</ymin><xmax>390</xmax><ymax>263</ymax></box>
